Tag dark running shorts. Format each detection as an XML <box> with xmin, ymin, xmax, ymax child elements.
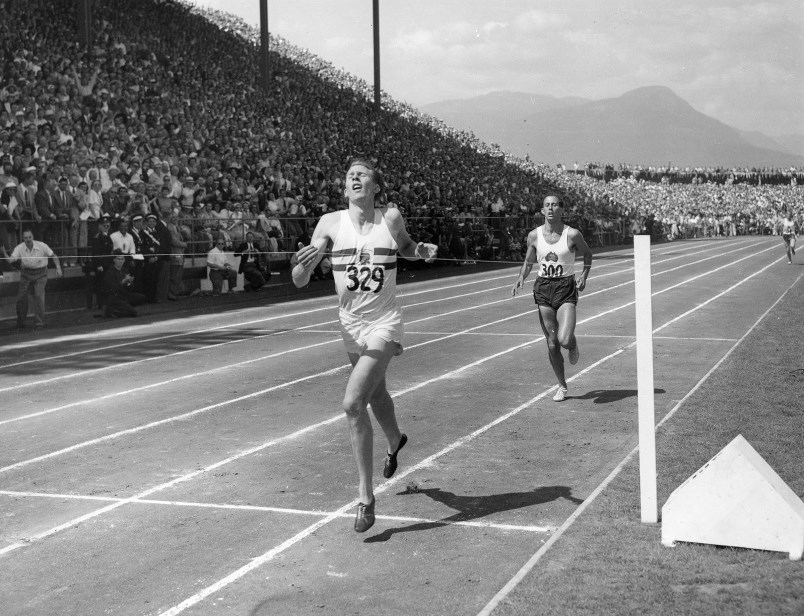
<box><xmin>533</xmin><ymin>276</ymin><xmax>578</xmax><ymax>310</ymax></box>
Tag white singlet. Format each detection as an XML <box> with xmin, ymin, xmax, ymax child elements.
<box><xmin>782</xmin><ymin>218</ymin><xmax>796</xmax><ymax>236</ymax></box>
<box><xmin>535</xmin><ymin>225</ymin><xmax>576</xmax><ymax>279</ymax></box>
<box><xmin>331</xmin><ymin>209</ymin><xmax>399</xmax><ymax>315</ymax></box>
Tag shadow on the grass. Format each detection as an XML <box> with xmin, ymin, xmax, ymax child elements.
<box><xmin>574</xmin><ymin>388</ymin><xmax>665</xmax><ymax>403</ymax></box>
<box><xmin>364</xmin><ymin>486</ymin><xmax>582</xmax><ymax>543</ymax></box>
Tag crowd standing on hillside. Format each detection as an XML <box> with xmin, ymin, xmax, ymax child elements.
<box><xmin>0</xmin><ymin>0</ymin><xmax>802</xmax><ymax>296</ymax></box>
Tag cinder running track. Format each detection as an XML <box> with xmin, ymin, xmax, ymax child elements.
<box><xmin>0</xmin><ymin>236</ymin><xmax>796</xmax><ymax>616</ymax></box>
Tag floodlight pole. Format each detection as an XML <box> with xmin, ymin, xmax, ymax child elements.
<box><xmin>76</xmin><ymin>0</ymin><xmax>92</xmax><ymax>52</ymax></box>
<box><xmin>372</xmin><ymin>0</ymin><xmax>381</xmax><ymax>113</ymax></box>
<box><xmin>259</xmin><ymin>0</ymin><xmax>270</xmax><ymax>94</ymax></box>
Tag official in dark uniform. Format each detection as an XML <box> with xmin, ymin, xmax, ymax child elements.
<box><xmin>140</xmin><ymin>213</ymin><xmax>162</xmax><ymax>302</ymax></box>
<box><xmin>128</xmin><ymin>214</ymin><xmax>146</xmax><ymax>293</ymax></box>
<box><xmin>87</xmin><ymin>214</ymin><xmax>113</xmax><ymax>310</ymax></box>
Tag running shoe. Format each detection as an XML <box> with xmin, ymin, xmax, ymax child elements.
<box><xmin>354</xmin><ymin>497</ymin><xmax>376</xmax><ymax>533</ymax></box>
<box><xmin>553</xmin><ymin>386</ymin><xmax>568</xmax><ymax>402</ymax></box>
<box><xmin>568</xmin><ymin>345</ymin><xmax>580</xmax><ymax>365</ymax></box>
<box><xmin>383</xmin><ymin>434</ymin><xmax>408</xmax><ymax>479</ymax></box>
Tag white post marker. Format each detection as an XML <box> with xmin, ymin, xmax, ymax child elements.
<box><xmin>634</xmin><ymin>235</ymin><xmax>657</xmax><ymax>523</ymax></box>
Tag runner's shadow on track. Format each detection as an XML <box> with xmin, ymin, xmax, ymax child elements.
<box><xmin>364</xmin><ymin>486</ymin><xmax>582</xmax><ymax>543</ymax></box>
<box><xmin>574</xmin><ymin>388</ymin><xmax>665</xmax><ymax>403</ymax></box>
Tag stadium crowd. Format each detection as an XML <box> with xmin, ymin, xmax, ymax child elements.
<box><xmin>1</xmin><ymin>0</ymin><xmax>802</xmax><ymax>313</ymax></box>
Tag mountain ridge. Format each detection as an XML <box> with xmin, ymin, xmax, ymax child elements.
<box><xmin>421</xmin><ymin>87</ymin><xmax>804</xmax><ymax>168</ymax></box>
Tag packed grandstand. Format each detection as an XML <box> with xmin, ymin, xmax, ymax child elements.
<box><xmin>1</xmin><ymin>0</ymin><xmax>802</xmax><ymax>276</ymax></box>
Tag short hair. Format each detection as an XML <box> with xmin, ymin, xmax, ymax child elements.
<box><xmin>543</xmin><ymin>195</ymin><xmax>565</xmax><ymax>208</ymax></box>
<box><xmin>347</xmin><ymin>158</ymin><xmax>385</xmax><ymax>197</ymax></box>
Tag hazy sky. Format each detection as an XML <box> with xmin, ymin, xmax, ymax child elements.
<box><xmin>188</xmin><ymin>0</ymin><xmax>803</xmax><ymax>137</ymax></box>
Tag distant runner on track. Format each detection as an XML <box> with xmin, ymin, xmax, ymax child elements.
<box><xmin>292</xmin><ymin>158</ymin><xmax>437</xmax><ymax>533</ymax></box>
<box><xmin>512</xmin><ymin>195</ymin><xmax>593</xmax><ymax>402</ymax></box>
<box><xmin>781</xmin><ymin>211</ymin><xmax>797</xmax><ymax>264</ymax></box>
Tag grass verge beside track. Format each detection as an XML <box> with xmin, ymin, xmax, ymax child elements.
<box><xmin>492</xmin><ymin>276</ymin><xmax>804</xmax><ymax>616</ymax></box>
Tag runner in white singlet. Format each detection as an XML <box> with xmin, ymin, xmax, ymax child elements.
<box><xmin>292</xmin><ymin>159</ymin><xmax>438</xmax><ymax>533</ymax></box>
<box><xmin>512</xmin><ymin>196</ymin><xmax>593</xmax><ymax>402</ymax></box>
<box><xmin>780</xmin><ymin>211</ymin><xmax>797</xmax><ymax>264</ymax></box>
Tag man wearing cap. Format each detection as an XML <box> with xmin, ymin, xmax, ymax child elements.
<box><xmin>9</xmin><ymin>229</ymin><xmax>63</xmax><ymax>328</ymax></box>
<box><xmin>128</xmin><ymin>214</ymin><xmax>146</xmax><ymax>293</ymax></box>
<box><xmin>153</xmin><ymin>213</ymin><xmax>173</xmax><ymax>302</ymax></box>
<box><xmin>87</xmin><ymin>215</ymin><xmax>114</xmax><ymax>310</ymax></box>
<box><xmin>140</xmin><ymin>213</ymin><xmax>163</xmax><ymax>302</ymax></box>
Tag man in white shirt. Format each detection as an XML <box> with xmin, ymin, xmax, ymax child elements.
<box><xmin>206</xmin><ymin>238</ymin><xmax>236</xmax><ymax>294</ymax></box>
<box><xmin>9</xmin><ymin>229</ymin><xmax>62</xmax><ymax>328</ymax></box>
<box><xmin>109</xmin><ymin>218</ymin><xmax>136</xmax><ymax>255</ymax></box>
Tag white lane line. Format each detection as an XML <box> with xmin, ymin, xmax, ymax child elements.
<box><xmin>475</xmin><ymin>262</ymin><xmax>797</xmax><ymax>616</ymax></box>
<box><xmin>0</xmin><ymin>242</ymin><xmax>779</xmax><ymax>462</ymax></box>
<box><xmin>0</xmin><ymin>320</ymin><xmax>568</xmax><ymax>557</ymax></box>
<box><xmin>0</xmin><ymin>275</ymin><xmax>535</xmax><ymax>395</ymax></box>
<box><xmin>156</xmin><ymin>254</ymin><xmax>788</xmax><ymax>616</ymax></box>
<box><xmin>0</xmin><ymin>491</ymin><xmax>553</xmax><ymax>534</ymax></box>
<box><xmin>0</xmin><ymin>250</ymin><xmax>782</xmax><ymax>590</ymax></box>
<box><xmin>0</xmin><ymin>286</ymin><xmax>531</xmax><ymax>426</ymax></box>
<box><xmin>0</xmin><ymin>336</ymin><xmax>341</xmax><ymax>427</ymax></box>
<box><xmin>0</xmin><ymin>238</ymin><xmax>750</xmax><ymax>411</ymax></box>
<box><xmin>403</xmin><ymin>332</ymin><xmax>739</xmax><ymax>342</ymax></box>
<box><xmin>155</xmin><ymin>348</ymin><xmax>625</xmax><ymax>616</ymax></box>
<box><xmin>0</xmin><ymin>268</ymin><xmax>529</xmax><ymax>364</ymax></box>
<box><xmin>0</xmin><ymin>237</ymin><xmax>746</xmax><ymax>373</ymax></box>
<box><xmin>0</xmin><ymin>295</ymin><xmax>544</xmax><ymax>466</ymax></box>
<box><xmin>0</xmin><ymin>304</ymin><xmax>333</xmax><ymax>368</ymax></box>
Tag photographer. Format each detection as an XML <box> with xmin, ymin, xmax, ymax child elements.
<box><xmin>102</xmin><ymin>249</ymin><xmax>146</xmax><ymax>318</ymax></box>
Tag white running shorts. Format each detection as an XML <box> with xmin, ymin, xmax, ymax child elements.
<box><xmin>339</xmin><ymin>305</ymin><xmax>404</xmax><ymax>356</ymax></box>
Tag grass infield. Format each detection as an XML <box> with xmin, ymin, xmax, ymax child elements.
<box><xmin>496</xmin><ymin>279</ymin><xmax>804</xmax><ymax>616</ymax></box>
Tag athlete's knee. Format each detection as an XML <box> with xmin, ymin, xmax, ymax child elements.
<box><xmin>342</xmin><ymin>393</ymin><xmax>367</xmax><ymax>418</ymax></box>
<box><xmin>558</xmin><ymin>332</ymin><xmax>575</xmax><ymax>348</ymax></box>
<box><xmin>545</xmin><ymin>337</ymin><xmax>561</xmax><ymax>353</ymax></box>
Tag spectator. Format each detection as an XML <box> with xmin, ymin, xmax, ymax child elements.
<box><xmin>206</xmin><ymin>237</ymin><xmax>237</xmax><ymax>295</ymax></box>
<box><xmin>140</xmin><ymin>213</ymin><xmax>164</xmax><ymax>303</ymax></box>
<box><xmin>102</xmin><ymin>249</ymin><xmax>146</xmax><ymax>318</ymax></box>
<box><xmin>153</xmin><ymin>213</ymin><xmax>173</xmax><ymax>302</ymax></box>
<box><xmin>1</xmin><ymin>181</ymin><xmax>21</xmax><ymax>253</ymax></box>
<box><xmin>87</xmin><ymin>214</ymin><xmax>114</xmax><ymax>311</ymax></box>
<box><xmin>235</xmin><ymin>230</ymin><xmax>269</xmax><ymax>292</ymax></box>
<box><xmin>166</xmin><ymin>211</ymin><xmax>187</xmax><ymax>300</ymax></box>
<box><xmin>9</xmin><ymin>228</ymin><xmax>63</xmax><ymax>329</ymax></box>
<box><xmin>54</xmin><ymin>176</ymin><xmax>76</xmax><ymax>265</ymax></box>
<box><xmin>16</xmin><ymin>172</ymin><xmax>39</xmax><ymax>226</ymax></box>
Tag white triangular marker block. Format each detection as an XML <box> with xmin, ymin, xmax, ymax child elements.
<box><xmin>662</xmin><ymin>434</ymin><xmax>804</xmax><ymax>560</ymax></box>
